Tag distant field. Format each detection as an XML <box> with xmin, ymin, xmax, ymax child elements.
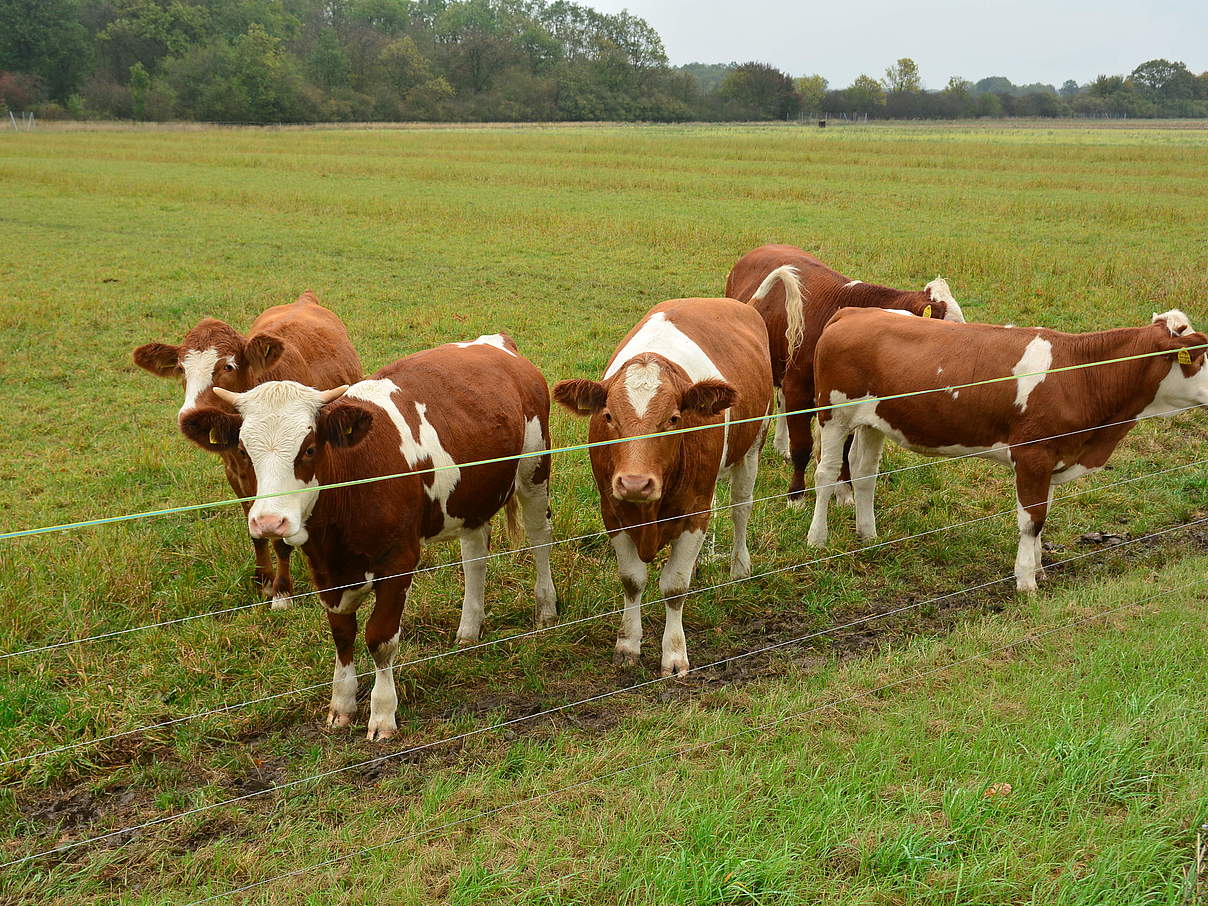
<box><xmin>0</xmin><ymin>122</ymin><xmax>1206</xmax><ymax>904</ymax></box>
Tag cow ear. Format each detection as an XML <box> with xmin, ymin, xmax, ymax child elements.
<box><xmin>179</xmin><ymin>407</ymin><xmax>242</xmax><ymax>453</ymax></box>
<box><xmin>245</xmin><ymin>334</ymin><xmax>284</xmax><ymax>375</ymax></box>
<box><xmin>133</xmin><ymin>342</ymin><xmax>181</xmax><ymax>377</ymax></box>
<box><xmin>319</xmin><ymin>402</ymin><xmax>373</xmax><ymax>448</ymax></box>
<box><xmin>681</xmin><ymin>379</ymin><xmax>736</xmax><ymax>415</ymax></box>
<box><xmin>1173</xmin><ymin>331</ymin><xmax>1208</xmax><ymax>369</ymax></box>
<box><xmin>552</xmin><ymin>379</ymin><xmax>607</xmax><ymax>416</ymax></box>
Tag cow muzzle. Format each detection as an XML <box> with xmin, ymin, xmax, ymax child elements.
<box><xmin>613</xmin><ymin>473</ymin><xmax>661</xmax><ymax>503</ymax></box>
<box><xmin>249</xmin><ymin>512</ymin><xmax>292</xmax><ymax>539</ymax></box>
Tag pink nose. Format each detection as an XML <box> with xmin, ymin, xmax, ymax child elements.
<box><xmin>249</xmin><ymin>514</ymin><xmax>289</xmax><ymax>538</ymax></box>
<box><xmin>615</xmin><ymin>473</ymin><xmax>658</xmax><ymax>501</ymax></box>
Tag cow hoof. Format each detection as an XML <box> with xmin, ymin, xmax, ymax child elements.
<box><xmin>806</xmin><ymin>532</ymin><xmax>827</xmax><ymax>548</ymax></box>
<box><xmin>326</xmin><ymin>710</ymin><xmax>354</xmax><ymax>729</ymax></box>
<box><xmin>614</xmin><ymin>648</ymin><xmax>640</xmax><ymax>668</ymax></box>
<box><xmin>730</xmin><ymin>557</ymin><xmax>751</xmax><ymax>580</ymax></box>
<box><xmin>1015</xmin><ymin>580</ymin><xmax>1038</xmax><ymax>593</ymax></box>
<box><xmin>455</xmin><ymin>633</ymin><xmax>480</xmax><ymax>647</ymax></box>
<box><xmin>660</xmin><ymin>658</ymin><xmax>690</xmax><ymax>678</ymax></box>
<box><xmin>835</xmin><ymin>486</ymin><xmax>855</xmax><ymax>507</ymax></box>
<box><xmin>536</xmin><ymin>612</ymin><xmax>558</xmax><ymax>629</ymax></box>
<box><xmin>787</xmin><ymin>496</ymin><xmax>808</xmax><ymax>511</ymax></box>
<box><xmin>270</xmin><ymin>595</ymin><xmax>291</xmax><ymax>611</ymax></box>
<box><xmin>366</xmin><ymin>717</ymin><xmax>397</xmax><ymax>742</ymax></box>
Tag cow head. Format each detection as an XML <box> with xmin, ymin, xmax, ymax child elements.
<box><xmin>1150</xmin><ymin>309</ymin><xmax>1208</xmax><ymax>405</ymax></box>
<box><xmin>179</xmin><ymin>381</ymin><xmax>369</xmax><ymax>546</ymax></box>
<box><xmin>553</xmin><ymin>353</ymin><xmax>735</xmax><ymax>504</ymax></box>
<box><xmin>133</xmin><ymin>319</ymin><xmax>290</xmax><ymax>419</ymax></box>
<box><xmin>924</xmin><ymin>278</ymin><xmax>966</xmax><ymax>323</ymax></box>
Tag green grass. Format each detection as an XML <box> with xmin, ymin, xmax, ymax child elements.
<box><xmin>0</xmin><ymin>121</ymin><xmax>1206</xmax><ymax>903</ymax></box>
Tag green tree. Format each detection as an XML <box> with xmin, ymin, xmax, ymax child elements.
<box><xmin>718</xmin><ymin>61</ymin><xmax>800</xmax><ymax>119</ymax></box>
<box><xmin>0</xmin><ymin>0</ymin><xmax>91</xmax><ymax>101</ymax></box>
<box><xmin>1130</xmin><ymin>58</ymin><xmax>1195</xmax><ymax>100</ymax></box>
<box><xmin>794</xmin><ymin>73</ymin><xmax>827</xmax><ymax>113</ymax></box>
<box><xmin>129</xmin><ymin>60</ymin><xmax>150</xmax><ymax>118</ymax></box>
<box><xmin>847</xmin><ymin>73</ymin><xmax>886</xmax><ymax>111</ymax></box>
<box><xmin>1059</xmin><ymin>79</ymin><xmax>1079</xmax><ymax>98</ymax></box>
<box><xmin>883</xmin><ymin>57</ymin><xmax>920</xmax><ymax>93</ymax></box>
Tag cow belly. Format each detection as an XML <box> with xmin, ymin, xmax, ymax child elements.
<box><xmin>835</xmin><ymin>395</ymin><xmax>1012</xmax><ymax>464</ymax></box>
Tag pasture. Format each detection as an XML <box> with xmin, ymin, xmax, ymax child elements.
<box><xmin>1</xmin><ymin>121</ymin><xmax>1207</xmax><ymax>903</ymax></box>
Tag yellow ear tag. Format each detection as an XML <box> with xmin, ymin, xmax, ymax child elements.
<box><xmin>1178</xmin><ymin>348</ymin><xmax>1192</xmax><ymax>365</ymax></box>
<box><xmin>922</xmin><ymin>304</ymin><xmax>932</xmax><ymax>319</ymax></box>
<box><xmin>209</xmin><ymin>427</ymin><xmax>220</xmax><ymax>445</ymax></box>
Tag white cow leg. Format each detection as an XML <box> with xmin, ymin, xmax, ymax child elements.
<box><xmin>323</xmin><ymin>607</ymin><xmax>359</xmax><ymax>728</ymax></box>
<box><xmin>850</xmin><ymin>426</ymin><xmax>886</xmax><ymax>540</ymax></box>
<box><xmin>517</xmin><ymin>480</ymin><xmax>558</xmax><ymax>627</ymax></box>
<box><xmin>366</xmin><ymin>631</ymin><xmax>399</xmax><ymax>741</ymax></box>
<box><xmin>660</xmin><ymin>528</ymin><xmax>706</xmax><ymax>677</ymax></box>
<box><xmin>611</xmin><ymin>531</ymin><xmax>647</xmax><ymax>667</ymax></box>
<box><xmin>772</xmin><ymin>387</ymin><xmax>790</xmax><ymax>460</ymax></box>
<box><xmin>728</xmin><ymin>441</ymin><xmax>761</xmax><ymax>579</ymax></box>
<box><xmin>1013</xmin><ymin>463</ymin><xmax>1052</xmax><ymax>593</ymax></box>
<box><xmin>456</xmin><ymin>524</ymin><xmax>490</xmax><ymax>644</ymax></box>
<box><xmin>808</xmin><ymin>419</ymin><xmax>850</xmax><ymax>547</ymax></box>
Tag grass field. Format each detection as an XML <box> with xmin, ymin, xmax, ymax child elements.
<box><xmin>1</xmin><ymin>121</ymin><xmax>1206</xmax><ymax>904</ymax></box>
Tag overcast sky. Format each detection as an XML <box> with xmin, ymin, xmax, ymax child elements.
<box><xmin>587</xmin><ymin>0</ymin><xmax>1207</xmax><ymax>88</ymax></box>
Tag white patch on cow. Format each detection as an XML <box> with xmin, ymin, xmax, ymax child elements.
<box><xmin>233</xmin><ymin>381</ymin><xmax>327</xmax><ymax>542</ymax></box>
<box><xmin>936</xmin><ymin>366</ymin><xmax>944</xmax><ymax>375</ymax></box>
<box><xmin>883</xmin><ymin>308</ymin><xmax>913</xmax><ymax>317</ymax></box>
<box><xmin>1138</xmin><ymin>354</ymin><xmax>1208</xmax><ymax>417</ymax></box>
<box><xmin>624</xmin><ymin>360</ymin><xmax>662</xmax><ymax>418</ymax></box>
<box><xmin>603</xmin><ymin>312</ymin><xmax>725</xmax><ymax>384</ymax></box>
<box><xmin>330</xmin><ymin>572</ymin><xmax>374</xmax><ymax>614</ymax></box>
<box><xmin>925</xmin><ymin>277</ymin><xmax>965</xmax><ymax>322</ymax></box>
<box><xmin>180</xmin><ymin>346</ymin><xmax>220</xmax><ymax>415</ymax></box>
<box><xmin>659</xmin><ymin>528</ymin><xmax>705</xmax><ymax>676</ymax></box>
<box><xmin>1052</xmin><ymin>463</ymin><xmax>1099</xmax><ymax>484</ymax></box>
<box><xmin>843</xmin><ymin>279</ymin><xmax>863</xmax><ymax>289</ymax></box>
<box><xmin>454</xmin><ymin>333</ymin><xmax>517</xmax><ymax>356</ymax></box>
<box><xmin>1012</xmin><ymin>336</ymin><xmax>1053</xmax><ymax>411</ymax></box>
<box><xmin>345</xmin><ymin>379</ymin><xmax>464</xmax><ymax>538</ymax></box>
<box><xmin>1153</xmin><ymin>309</ymin><xmax>1192</xmax><ymax>336</ymax></box>
<box><xmin>1014</xmin><ymin>499</ymin><xmax>1039</xmax><ymax>592</ymax></box>
<box><xmin>949</xmin><ymin>389</ymin><xmax>960</xmax><ymax>399</ymax></box>
<box><xmin>772</xmin><ymin>387</ymin><xmax>789</xmax><ymax>459</ymax></box>
<box><xmin>612</xmin><ymin>531</ymin><xmax>647</xmax><ymax>665</ymax></box>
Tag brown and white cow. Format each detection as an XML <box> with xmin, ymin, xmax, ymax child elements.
<box><xmin>133</xmin><ymin>291</ymin><xmax>362</xmax><ymax>608</ymax></box>
<box><xmin>807</xmin><ymin>307</ymin><xmax>1208</xmax><ymax>591</ymax></box>
<box><xmin>725</xmin><ymin>244</ymin><xmax>965</xmax><ymax>502</ymax></box>
<box><xmin>180</xmin><ymin>334</ymin><xmax>557</xmax><ymax>740</ymax></box>
<box><xmin>553</xmin><ymin>298</ymin><xmax>771</xmax><ymax>676</ymax></box>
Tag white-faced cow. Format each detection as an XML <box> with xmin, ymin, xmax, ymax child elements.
<box><xmin>553</xmin><ymin>298</ymin><xmax>771</xmax><ymax>676</ymax></box>
<box><xmin>725</xmin><ymin>244</ymin><xmax>965</xmax><ymax>503</ymax></box>
<box><xmin>133</xmin><ymin>291</ymin><xmax>362</xmax><ymax>608</ymax></box>
<box><xmin>180</xmin><ymin>334</ymin><xmax>557</xmax><ymax>740</ymax></box>
<box><xmin>807</xmin><ymin>308</ymin><xmax>1208</xmax><ymax>591</ymax></box>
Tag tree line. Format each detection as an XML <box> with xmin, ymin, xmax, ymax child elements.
<box><xmin>1</xmin><ymin>1</ymin><xmax>1205</xmax><ymax>123</ymax></box>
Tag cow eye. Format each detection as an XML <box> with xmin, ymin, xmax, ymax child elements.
<box><xmin>238</xmin><ymin>444</ymin><xmax>250</xmax><ymax>459</ymax></box>
<box><xmin>668</xmin><ymin>413</ymin><xmax>680</xmax><ymax>427</ymax></box>
<box><xmin>223</xmin><ymin>362</ymin><xmax>236</xmax><ymax>372</ymax></box>
<box><xmin>304</xmin><ymin>446</ymin><xmax>316</xmax><ymax>458</ymax></box>
<box><xmin>602</xmin><ymin>411</ymin><xmax>612</xmax><ymax>424</ymax></box>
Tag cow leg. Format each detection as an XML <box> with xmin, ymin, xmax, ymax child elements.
<box><xmin>660</xmin><ymin>528</ymin><xmax>706</xmax><ymax>677</ymax></box>
<box><xmin>456</xmin><ymin>523</ymin><xmax>490</xmax><ymax>645</ymax></box>
<box><xmin>835</xmin><ymin>435</ymin><xmax>855</xmax><ymax>508</ymax></box>
<box><xmin>1013</xmin><ymin>457</ymin><xmax>1054</xmax><ymax>593</ymax></box>
<box><xmin>807</xmin><ymin>418</ymin><xmax>850</xmax><ymax>547</ymax></box>
<box><xmin>850</xmin><ymin>427</ymin><xmax>886</xmax><ymax>540</ymax></box>
<box><xmin>729</xmin><ymin>440</ymin><xmax>762</xmax><ymax>579</ymax></box>
<box><xmin>783</xmin><ymin>374</ymin><xmax>814</xmax><ymax>508</ymax></box>
<box><xmin>611</xmin><ymin>531</ymin><xmax>648</xmax><ymax>667</ymax></box>
<box><xmin>252</xmin><ymin>536</ymin><xmax>274</xmax><ymax>600</ymax></box>
<box><xmin>364</xmin><ymin>574</ymin><xmax>410</xmax><ymax>742</ymax></box>
<box><xmin>323</xmin><ymin>608</ymin><xmax>359</xmax><ymax>729</ymax></box>
<box><xmin>268</xmin><ymin>539</ymin><xmax>294</xmax><ymax>610</ymax></box>
<box><xmin>516</xmin><ymin>466</ymin><xmax>557</xmax><ymax>628</ymax></box>
<box><xmin>772</xmin><ymin>386</ymin><xmax>790</xmax><ymax>460</ymax></box>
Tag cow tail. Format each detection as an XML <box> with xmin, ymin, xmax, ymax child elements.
<box><xmin>504</xmin><ymin>492</ymin><xmax>524</xmax><ymax>546</ymax></box>
<box><xmin>752</xmin><ymin>265</ymin><xmax>805</xmax><ymax>360</ymax></box>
